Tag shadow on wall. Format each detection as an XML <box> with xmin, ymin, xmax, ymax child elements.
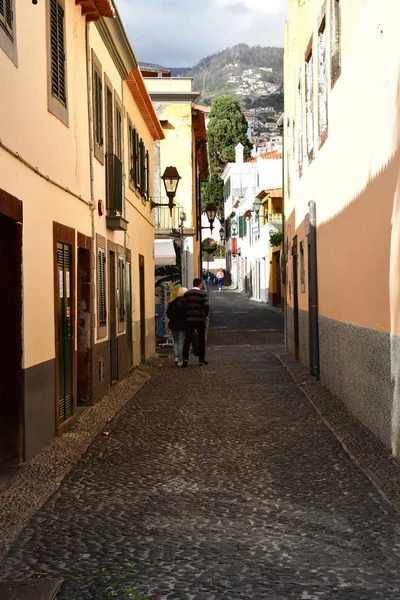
<box><xmin>286</xmin><ymin>77</ymin><xmax>400</xmax><ymax>451</ymax></box>
<box><xmin>389</xmin><ymin>80</ymin><xmax>400</xmax><ymax>456</ymax></box>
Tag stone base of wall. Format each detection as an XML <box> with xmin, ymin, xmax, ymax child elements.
<box><xmin>319</xmin><ymin>316</ymin><xmax>392</xmax><ymax>449</ymax></box>
<box><xmin>92</xmin><ymin>339</ymin><xmax>110</xmax><ymax>404</ymax></box>
<box><xmin>24</xmin><ymin>359</ymin><xmax>55</xmax><ymax>461</ymax></box>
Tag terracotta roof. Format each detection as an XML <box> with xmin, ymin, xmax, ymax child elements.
<box><xmin>125</xmin><ymin>68</ymin><xmax>164</xmax><ymax>141</ymax></box>
<box><xmin>256</xmin><ymin>188</ymin><xmax>283</xmax><ymax>200</ymax></box>
<box><xmin>76</xmin><ymin>0</ymin><xmax>114</xmax><ymax>22</ymax></box>
<box><xmin>192</xmin><ymin>103</ymin><xmax>211</xmax><ymax>113</ymax></box>
<box><xmin>245</xmin><ymin>150</ymin><xmax>283</xmax><ymax>163</ymax></box>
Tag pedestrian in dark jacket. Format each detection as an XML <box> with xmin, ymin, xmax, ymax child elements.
<box><xmin>166</xmin><ymin>287</ymin><xmax>187</xmax><ymax>366</ymax></box>
<box><xmin>181</xmin><ymin>278</ymin><xmax>209</xmax><ymax>367</ymax></box>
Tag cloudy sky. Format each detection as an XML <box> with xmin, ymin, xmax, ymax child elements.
<box><xmin>114</xmin><ymin>0</ymin><xmax>287</xmax><ymax>68</ymax></box>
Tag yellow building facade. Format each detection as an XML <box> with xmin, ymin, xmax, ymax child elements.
<box><xmin>0</xmin><ymin>0</ymin><xmax>162</xmax><ymax>464</ymax></box>
<box><xmin>284</xmin><ymin>0</ymin><xmax>400</xmax><ymax>452</ymax></box>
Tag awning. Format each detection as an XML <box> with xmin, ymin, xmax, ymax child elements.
<box><xmin>154</xmin><ymin>239</ymin><xmax>176</xmax><ymax>266</ymax></box>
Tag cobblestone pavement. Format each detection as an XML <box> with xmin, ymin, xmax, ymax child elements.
<box><xmin>2</xmin><ymin>287</ymin><xmax>400</xmax><ymax>599</ymax></box>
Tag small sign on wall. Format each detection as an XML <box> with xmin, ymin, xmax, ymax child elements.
<box><xmin>66</xmin><ymin>271</ymin><xmax>70</xmax><ymax>298</ymax></box>
<box><xmin>66</xmin><ymin>307</ymin><xmax>71</xmax><ymax>318</ymax></box>
<box><xmin>59</xmin><ymin>271</ymin><xmax>63</xmax><ymax>298</ymax></box>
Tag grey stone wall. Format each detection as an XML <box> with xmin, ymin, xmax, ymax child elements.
<box><xmin>319</xmin><ymin>315</ymin><xmax>393</xmax><ymax>449</ymax></box>
<box><xmin>286</xmin><ymin>306</ymin><xmax>295</xmax><ymax>357</ymax></box>
<box><xmin>24</xmin><ymin>359</ymin><xmax>55</xmax><ymax>461</ymax></box>
<box><xmin>92</xmin><ymin>339</ymin><xmax>110</xmax><ymax>403</ymax></box>
<box><xmin>298</xmin><ymin>308</ymin><xmax>310</xmax><ymax>369</ymax></box>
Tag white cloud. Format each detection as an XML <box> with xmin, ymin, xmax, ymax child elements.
<box><xmin>114</xmin><ymin>0</ymin><xmax>287</xmax><ymax>67</ymax></box>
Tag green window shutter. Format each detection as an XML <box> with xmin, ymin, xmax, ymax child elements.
<box><xmin>0</xmin><ymin>0</ymin><xmax>13</xmax><ymax>39</ymax></box>
<box><xmin>94</xmin><ymin>70</ymin><xmax>103</xmax><ymax>146</ymax></box>
<box><xmin>50</xmin><ymin>0</ymin><xmax>66</xmax><ymax>106</ymax></box>
<box><xmin>98</xmin><ymin>247</ymin><xmax>106</xmax><ymax>327</ymax></box>
<box><xmin>244</xmin><ymin>217</ymin><xmax>247</xmax><ymax>237</ymax></box>
<box><xmin>238</xmin><ymin>216</ymin><xmax>244</xmax><ymax>238</ymax></box>
<box><xmin>118</xmin><ymin>255</ymin><xmax>125</xmax><ymax>323</ymax></box>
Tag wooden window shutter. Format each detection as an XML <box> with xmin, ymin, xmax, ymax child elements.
<box><xmin>129</xmin><ymin>125</ymin><xmax>134</xmax><ymax>182</ymax></box>
<box><xmin>50</xmin><ymin>0</ymin><xmax>66</xmax><ymax>106</ymax></box>
<box><xmin>0</xmin><ymin>0</ymin><xmax>13</xmax><ymax>39</ymax></box>
<box><xmin>118</xmin><ymin>255</ymin><xmax>125</xmax><ymax>323</ymax></box>
<box><xmin>145</xmin><ymin>150</ymin><xmax>150</xmax><ymax>201</ymax></box>
<box><xmin>134</xmin><ymin>130</ymin><xmax>140</xmax><ymax>188</ymax></box>
<box><xmin>94</xmin><ymin>70</ymin><xmax>103</xmax><ymax>147</ymax></box>
<box><xmin>98</xmin><ymin>247</ymin><xmax>106</xmax><ymax>327</ymax></box>
<box><xmin>115</xmin><ymin>106</ymin><xmax>122</xmax><ymax>159</ymax></box>
<box><xmin>139</xmin><ymin>139</ymin><xmax>145</xmax><ymax>193</ymax></box>
<box><xmin>238</xmin><ymin>216</ymin><xmax>244</xmax><ymax>238</ymax></box>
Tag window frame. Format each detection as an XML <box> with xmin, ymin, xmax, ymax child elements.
<box><xmin>304</xmin><ymin>36</ymin><xmax>315</xmax><ymax>163</ymax></box>
<box><xmin>117</xmin><ymin>252</ymin><xmax>125</xmax><ymax>330</ymax></box>
<box><xmin>0</xmin><ymin>0</ymin><xmax>17</xmax><ymax>65</ymax></box>
<box><xmin>92</xmin><ymin>50</ymin><xmax>104</xmax><ymax>164</ymax></box>
<box><xmin>330</xmin><ymin>0</ymin><xmax>342</xmax><ymax>88</ymax></box>
<box><xmin>97</xmin><ymin>235</ymin><xmax>107</xmax><ymax>339</ymax></box>
<box><xmin>47</xmin><ymin>0</ymin><xmax>69</xmax><ymax>126</ymax></box>
<box><xmin>318</xmin><ymin>11</ymin><xmax>328</xmax><ymax>148</ymax></box>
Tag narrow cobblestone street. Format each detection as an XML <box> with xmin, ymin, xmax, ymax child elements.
<box><xmin>2</xmin><ymin>288</ymin><xmax>400</xmax><ymax>599</ymax></box>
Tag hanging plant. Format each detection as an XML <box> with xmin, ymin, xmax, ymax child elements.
<box><xmin>269</xmin><ymin>230</ymin><xmax>283</xmax><ymax>247</ymax></box>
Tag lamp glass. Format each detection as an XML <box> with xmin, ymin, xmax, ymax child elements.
<box><xmin>205</xmin><ymin>203</ymin><xmax>217</xmax><ymax>223</ymax></box>
<box><xmin>162</xmin><ymin>166</ymin><xmax>181</xmax><ymax>197</ymax></box>
<box><xmin>253</xmin><ymin>197</ymin><xmax>261</xmax><ymax>214</ymax></box>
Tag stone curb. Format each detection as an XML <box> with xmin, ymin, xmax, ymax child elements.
<box><xmin>0</xmin><ymin>356</ymin><xmax>165</xmax><ymax>561</ymax></box>
<box><xmin>278</xmin><ymin>351</ymin><xmax>400</xmax><ymax>517</ymax></box>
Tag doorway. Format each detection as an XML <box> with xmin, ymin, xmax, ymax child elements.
<box><xmin>77</xmin><ymin>241</ymin><xmax>91</xmax><ymax>405</ymax></box>
<box><xmin>292</xmin><ymin>237</ymin><xmax>300</xmax><ymax>360</ymax></box>
<box><xmin>109</xmin><ymin>250</ymin><xmax>118</xmax><ymax>383</ymax></box>
<box><xmin>126</xmin><ymin>260</ymin><xmax>133</xmax><ymax>369</ymax></box>
<box><xmin>56</xmin><ymin>242</ymin><xmax>73</xmax><ymax>423</ymax></box>
<box><xmin>0</xmin><ymin>213</ymin><xmax>23</xmax><ymax>465</ymax></box>
<box><xmin>275</xmin><ymin>251</ymin><xmax>282</xmax><ymax>307</ymax></box>
<box><xmin>139</xmin><ymin>255</ymin><xmax>145</xmax><ymax>362</ymax></box>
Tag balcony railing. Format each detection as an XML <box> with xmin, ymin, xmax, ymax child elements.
<box><xmin>154</xmin><ymin>205</ymin><xmax>183</xmax><ymax>231</ymax></box>
<box><xmin>266</xmin><ymin>213</ymin><xmax>283</xmax><ymax>223</ymax></box>
<box><xmin>106</xmin><ymin>153</ymin><xmax>127</xmax><ymax>231</ymax></box>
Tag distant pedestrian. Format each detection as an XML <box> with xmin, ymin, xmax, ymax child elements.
<box><xmin>166</xmin><ymin>287</ymin><xmax>187</xmax><ymax>366</ymax></box>
<box><xmin>216</xmin><ymin>268</ymin><xmax>224</xmax><ymax>291</ymax></box>
<box><xmin>202</xmin><ymin>269</ymin><xmax>208</xmax><ymax>292</ymax></box>
<box><xmin>181</xmin><ymin>278</ymin><xmax>209</xmax><ymax>367</ymax></box>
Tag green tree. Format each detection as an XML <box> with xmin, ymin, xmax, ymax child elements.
<box><xmin>203</xmin><ymin>95</ymin><xmax>252</xmax><ymax>218</ymax></box>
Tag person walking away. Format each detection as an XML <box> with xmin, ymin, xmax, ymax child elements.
<box><xmin>181</xmin><ymin>278</ymin><xmax>209</xmax><ymax>367</ymax></box>
<box><xmin>216</xmin><ymin>268</ymin><xmax>224</xmax><ymax>291</ymax></box>
<box><xmin>202</xmin><ymin>269</ymin><xmax>208</xmax><ymax>292</ymax></box>
<box><xmin>166</xmin><ymin>287</ymin><xmax>187</xmax><ymax>366</ymax></box>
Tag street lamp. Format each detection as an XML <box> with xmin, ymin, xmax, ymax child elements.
<box><xmin>150</xmin><ymin>166</ymin><xmax>181</xmax><ymax>214</ymax></box>
<box><xmin>205</xmin><ymin>203</ymin><xmax>217</xmax><ymax>233</ymax></box>
<box><xmin>219</xmin><ymin>226</ymin><xmax>225</xmax><ymax>243</ymax></box>
<box><xmin>253</xmin><ymin>197</ymin><xmax>268</xmax><ymax>222</ymax></box>
<box><xmin>231</xmin><ymin>218</ymin><xmax>238</xmax><ymax>237</ymax></box>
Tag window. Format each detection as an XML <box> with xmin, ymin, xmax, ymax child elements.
<box><xmin>318</xmin><ymin>17</ymin><xmax>328</xmax><ymax>142</ymax></box>
<box><xmin>305</xmin><ymin>47</ymin><xmax>314</xmax><ymax>160</ymax></box>
<box><xmin>0</xmin><ymin>0</ymin><xmax>13</xmax><ymax>39</ymax></box>
<box><xmin>98</xmin><ymin>246</ymin><xmax>107</xmax><ymax>331</ymax></box>
<box><xmin>92</xmin><ymin>52</ymin><xmax>103</xmax><ymax>162</ymax></box>
<box><xmin>0</xmin><ymin>0</ymin><xmax>16</xmax><ymax>65</ymax></box>
<box><xmin>331</xmin><ymin>0</ymin><xmax>341</xmax><ymax>86</ymax></box>
<box><xmin>50</xmin><ymin>0</ymin><xmax>66</xmax><ymax>105</ymax></box>
<box><xmin>115</xmin><ymin>104</ymin><xmax>122</xmax><ymax>160</ymax></box>
<box><xmin>118</xmin><ymin>255</ymin><xmax>125</xmax><ymax>323</ymax></box>
<box><xmin>128</xmin><ymin>122</ymin><xmax>149</xmax><ymax>201</ymax></box>
<box><xmin>300</xmin><ymin>241</ymin><xmax>305</xmax><ymax>293</ymax></box>
<box><xmin>224</xmin><ymin>177</ymin><xmax>231</xmax><ymax>201</ymax></box>
<box><xmin>48</xmin><ymin>0</ymin><xmax>68</xmax><ymax>124</ymax></box>
<box><xmin>297</xmin><ymin>78</ymin><xmax>303</xmax><ymax>175</ymax></box>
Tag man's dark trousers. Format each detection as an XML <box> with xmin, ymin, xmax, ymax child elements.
<box><xmin>183</xmin><ymin>322</ymin><xmax>206</xmax><ymax>363</ymax></box>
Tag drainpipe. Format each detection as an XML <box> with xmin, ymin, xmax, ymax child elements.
<box><xmin>308</xmin><ymin>200</ymin><xmax>320</xmax><ymax>378</ymax></box>
<box><xmin>85</xmin><ymin>23</ymin><xmax>96</xmax><ymax>405</ymax></box>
